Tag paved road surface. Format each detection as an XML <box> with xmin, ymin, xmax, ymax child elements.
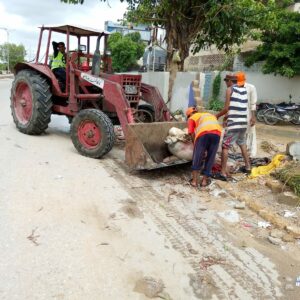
<box><xmin>1</xmin><ymin>78</ymin><xmax>299</xmax><ymax>299</ymax></box>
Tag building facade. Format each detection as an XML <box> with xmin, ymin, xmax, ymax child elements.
<box><xmin>104</xmin><ymin>21</ymin><xmax>151</xmax><ymax>43</ymax></box>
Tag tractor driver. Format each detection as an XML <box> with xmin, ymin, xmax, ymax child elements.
<box><xmin>51</xmin><ymin>41</ymin><xmax>66</xmax><ymax>88</ymax></box>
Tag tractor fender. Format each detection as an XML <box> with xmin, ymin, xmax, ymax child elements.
<box><xmin>14</xmin><ymin>62</ymin><xmax>62</xmax><ymax>95</ymax></box>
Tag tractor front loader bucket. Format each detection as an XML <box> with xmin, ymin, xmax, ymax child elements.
<box><xmin>125</xmin><ymin>121</ymin><xmax>189</xmax><ymax>170</ymax></box>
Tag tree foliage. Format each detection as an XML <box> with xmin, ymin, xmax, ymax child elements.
<box><xmin>61</xmin><ymin>0</ymin><xmax>279</xmax><ymax>66</ymax></box>
<box><xmin>60</xmin><ymin>0</ymin><xmax>292</xmax><ymax>98</ymax></box>
<box><xmin>107</xmin><ymin>31</ymin><xmax>145</xmax><ymax>72</ymax></box>
<box><xmin>245</xmin><ymin>10</ymin><xmax>300</xmax><ymax>78</ymax></box>
<box><xmin>0</xmin><ymin>43</ymin><xmax>26</xmax><ymax>72</ymax></box>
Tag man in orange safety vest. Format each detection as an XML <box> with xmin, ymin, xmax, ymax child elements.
<box><xmin>186</xmin><ymin>107</ymin><xmax>222</xmax><ymax>188</ymax></box>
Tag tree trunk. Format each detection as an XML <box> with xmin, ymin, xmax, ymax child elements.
<box><xmin>166</xmin><ymin>19</ymin><xmax>191</xmax><ymax>106</ymax></box>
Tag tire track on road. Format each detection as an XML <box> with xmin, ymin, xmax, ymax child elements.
<box><xmin>102</xmin><ymin>156</ymin><xmax>283</xmax><ymax>299</ymax></box>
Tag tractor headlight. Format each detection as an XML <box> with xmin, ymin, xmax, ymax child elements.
<box><xmin>124</xmin><ymin>85</ymin><xmax>138</xmax><ymax>95</ymax></box>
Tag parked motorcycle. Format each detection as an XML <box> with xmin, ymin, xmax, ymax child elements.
<box><xmin>256</xmin><ymin>103</ymin><xmax>273</xmax><ymax>122</ymax></box>
<box><xmin>256</xmin><ymin>101</ymin><xmax>297</xmax><ymax>123</ymax></box>
<box><xmin>263</xmin><ymin>104</ymin><xmax>300</xmax><ymax>125</ymax></box>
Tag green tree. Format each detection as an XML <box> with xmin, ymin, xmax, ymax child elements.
<box><xmin>0</xmin><ymin>43</ymin><xmax>26</xmax><ymax>72</ymax></box>
<box><xmin>245</xmin><ymin>10</ymin><xmax>300</xmax><ymax>78</ymax></box>
<box><xmin>60</xmin><ymin>0</ymin><xmax>284</xmax><ymax>99</ymax></box>
<box><xmin>108</xmin><ymin>32</ymin><xmax>145</xmax><ymax>72</ymax></box>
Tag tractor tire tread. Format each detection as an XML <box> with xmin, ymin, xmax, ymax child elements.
<box><xmin>70</xmin><ymin>109</ymin><xmax>115</xmax><ymax>158</ymax></box>
<box><xmin>10</xmin><ymin>69</ymin><xmax>52</xmax><ymax>135</ymax></box>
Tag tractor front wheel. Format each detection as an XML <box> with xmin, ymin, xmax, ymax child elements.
<box><xmin>70</xmin><ymin>109</ymin><xmax>115</xmax><ymax>158</ymax></box>
<box><xmin>10</xmin><ymin>69</ymin><xmax>52</xmax><ymax>134</ymax></box>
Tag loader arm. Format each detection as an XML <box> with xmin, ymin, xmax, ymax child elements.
<box><xmin>141</xmin><ymin>83</ymin><xmax>171</xmax><ymax>121</ymax></box>
<box><xmin>102</xmin><ymin>79</ymin><xmax>135</xmax><ymax>136</ymax></box>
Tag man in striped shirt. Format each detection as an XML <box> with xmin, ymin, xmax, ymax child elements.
<box><xmin>215</xmin><ymin>72</ymin><xmax>255</xmax><ymax>180</ymax></box>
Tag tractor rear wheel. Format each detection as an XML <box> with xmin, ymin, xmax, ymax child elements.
<box><xmin>70</xmin><ymin>109</ymin><xmax>115</xmax><ymax>158</ymax></box>
<box><xmin>10</xmin><ymin>69</ymin><xmax>52</xmax><ymax>134</ymax></box>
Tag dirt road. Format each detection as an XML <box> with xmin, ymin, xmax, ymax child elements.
<box><xmin>1</xmin><ymin>78</ymin><xmax>299</xmax><ymax>299</ymax></box>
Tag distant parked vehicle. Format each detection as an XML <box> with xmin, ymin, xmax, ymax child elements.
<box><xmin>142</xmin><ymin>45</ymin><xmax>166</xmax><ymax>72</ymax></box>
<box><xmin>263</xmin><ymin>103</ymin><xmax>300</xmax><ymax>125</ymax></box>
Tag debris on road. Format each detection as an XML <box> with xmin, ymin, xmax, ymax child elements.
<box><xmin>199</xmin><ymin>255</ymin><xmax>227</xmax><ymax>270</ymax></box>
<box><xmin>282</xmin><ymin>234</ymin><xmax>295</xmax><ymax>243</ymax></box>
<box><xmin>260</xmin><ymin>140</ymin><xmax>279</xmax><ymax>154</ymax></box>
<box><xmin>286</xmin><ymin>226</ymin><xmax>300</xmax><ymax>238</ymax></box>
<box><xmin>114</xmin><ymin>125</ymin><xmax>125</xmax><ymax>141</ymax></box>
<box><xmin>270</xmin><ymin>229</ymin><xmax>284</xmax><ymax>239</ymax></box>
<box><xmin>234</xmin><ymin>202</ymin><xmax>246</xmax><ymax>209</ymax></box>
<box><xmin>283</xmin><ymin>210</ymin><xmax>296</xmax><ymax>218</ymax></box>
<box><xmin>96</xmin><ymin>242</ymin><xmax>109</xmax><ymax>246</ymax></box>
<box><xmin>265</xmin><ymin>179</ymin><xmax>285</xmax><ymax>193</ymax></box>
<box><xmin>258</xmin><ymin>221</ymin><xmax>271</xmax><ymax>229</ymax></box>
<box><xmin>209</xmin><ymin>184</ymin><xmax>227</xmax><ymax>198</ymax></box>
<box><xmin>121</xmin><ymin>203</ymin><xmax>144</xmax><ymax>219</ymax></box>
<box><xmin>14</xmin><ymin>144</ymin><xmax>24</xmax><ymax>149</ymax></box>
<box><xmin>134</xmin><ymin>276</ymin><xmax>165</xmax><ymax>298</ymax></box>
<box><xmin>286</xmin><ymin>141</ymin><xmax>300</xmax><ymax>161</ymax></box>
<box><xmin>27</xmin><ymin>228</ymin><xmax>40</xmax><ymax>246</ymax></box>
<box><xmin>267</xmin><ymin>236</ymin><xmax>281</xmax><ymax>245</ymax></box>
<box><xmin>285</xmin><ymin>283</ymin><xmax>294</xmax><ymax>291</ymax></box>
<box><xmin>217</xmin><ymin>210</ymin><xmax>240</xmax><ymax>223</ymax></box>
<box><xmin>277</xmin><ymin>192</ymin><xmax>299</xmax><ymax>206</ymax></box>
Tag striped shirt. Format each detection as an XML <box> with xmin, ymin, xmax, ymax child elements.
<box><xmin>227</xmin><ymin>85</ymin><xmax>248</xmax><ymax>130</ymax></box>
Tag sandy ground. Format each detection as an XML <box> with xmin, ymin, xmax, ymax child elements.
<box><xmin>1</xmin><ymin>78</ymin><xmax>300</xmax><ymax>300</ymax></box>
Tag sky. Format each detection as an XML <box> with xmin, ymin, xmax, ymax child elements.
<box><xmin>0</xmin><ymin>0</ymin><xmax>128</xmax><ymax>59</ymax></box>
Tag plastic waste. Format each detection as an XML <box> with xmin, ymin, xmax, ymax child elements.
<box><xmin>250</xmin><ymin>154</ymin><xmax>285</xmax><ymax>178</ymax></box>
<box><xmin>258</xmin><ymin>221</ymin><xmax>271</xmax><ymax>228</ymax></box>
<box><xmin>283</xmin><ymin>210</ymin><xmax>296</xmax><ymax>218</ymax></box>
<box><xmin>217</xmin><ymin>210</ymin><xmax>240</xmax><ymax>223</ymax></box>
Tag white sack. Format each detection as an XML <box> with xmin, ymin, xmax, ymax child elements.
<box><xmin>167</xmin><ymin>141</ymin><xmax>193</xmax><ymax>161</ymax></box>
<box><xmin>165</xmin><ymin>127</ymin><xmax>193</xmax><ymax>161</ymax></box>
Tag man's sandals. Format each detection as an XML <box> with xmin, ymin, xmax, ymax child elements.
<box><xmin>189</xmin><ymin>178</ymin><xmax>212</xmax><ymax>188</ymax></box>
<box><xmin>213</xmin><ymin>166</ymin><xmax>251</xmax><ymax>182</ymax></box>
<box><xmin>212</xmin><ymin>173</ymin><xmax>228</xmax><ymax>181</ymax></box>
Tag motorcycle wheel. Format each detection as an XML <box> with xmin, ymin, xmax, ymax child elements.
<box><xmin>256</xmin><ymin>109</ymin><xmax>266</xmax><ymax>122</ymax></box>
<box><xmin>264</xmin><ymin>110</ymin><xmax>280</xmax><ymax>125</ymax></box>
<box><xmin>290</xmin><ymin>111</ymin><xmax>300</xmax><ymax>125</ymax></box>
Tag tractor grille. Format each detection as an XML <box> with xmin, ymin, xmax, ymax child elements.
<box><xmin>122</xmin><ymin>75</ymin><xmax>141</xmax><ymax>105</ymax></box>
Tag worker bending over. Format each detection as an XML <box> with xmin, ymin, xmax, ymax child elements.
<box><xmin>187</xmin><ymin>107</ymin><xmax>222</xmax><ymax>187</ymax></box>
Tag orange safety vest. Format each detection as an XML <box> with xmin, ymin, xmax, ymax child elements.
<box><xmin>190</xmin><ymin>112</ymin><xmax>222</xmax><ymax>140</ymax></box>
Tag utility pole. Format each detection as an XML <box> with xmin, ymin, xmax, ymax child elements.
<box><xmin>0</xmin><ymin>27</ymin><xmax>12</xmax><ymax>73</ymax></box>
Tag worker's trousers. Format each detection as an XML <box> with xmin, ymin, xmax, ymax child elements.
<box><xmin>191</xmin><ymin>133</ymin><xmax>220</xmax><ymax>176</ymax></box>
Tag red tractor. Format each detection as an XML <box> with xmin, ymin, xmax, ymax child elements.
<box><xmin>10</xmin><ymin>25</ymin><xmax>186</xmax><ymax>170</ymax></box>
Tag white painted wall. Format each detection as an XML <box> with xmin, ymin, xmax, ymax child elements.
<box><xmin>141</xmin><ymin>72</ymin><xmax>169</xmax><ymax>104</ymax></box>
<box><xmin>169</xmin><ymin>72</ymin><xmax>199</xmax><ymax>112</ymax></box>
<box><xmin>219</xmin><ymin>72</ymin><xmax>300</xmax><ymax>104</ymax></box>
<box><xmin>140</xmin><ymin>71</ymin><xmax>300</xmax><ymax>112</ymax></box>
<box><xmin>242</xmin><ymin>72</ymin><xmax>300</xmax><ymax>104</ymax></box>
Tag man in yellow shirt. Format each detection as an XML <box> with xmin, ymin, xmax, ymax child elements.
<box><xmin>186</xmin><ymin>107</ymin><xmax>222</xmax><ymax>187</ymax></box>
<box><xmin>51</xmin><ymin>41</ymin><xmax>66</xmax><ymax>87</ymax></box>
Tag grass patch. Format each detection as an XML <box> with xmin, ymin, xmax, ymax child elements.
<box><xmin>274</xmin><ymin>161</ymin><xmax>300</xmax><ymax>197</ymax></box>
